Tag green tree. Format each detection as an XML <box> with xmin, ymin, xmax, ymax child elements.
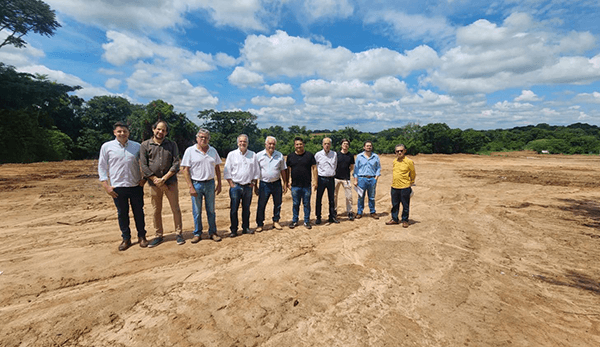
<box><xmin>198</xmin><ymin>109</ymin><xmax>261</xmax><ymax>157</ymax></box>
<box><xmin>0</xmin><ymin>0</ymin><xmax>61</xmax><ymax>49</ymax></box>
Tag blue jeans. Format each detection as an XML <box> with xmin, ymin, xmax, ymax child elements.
<box><xmin>256</xmin><ymin>180</ymin><xmax>283</xmax><ymax>227</ymax></box>
<box><xmin>316</xmin><ymin>176</ymin><xmax>335</xmax><ymax>220</ymax></box>
<box><xmin>229</xmin><ymin>183</ymin><xmax>253</xmax><ymax>232</ymax></box>
<box><xmin>391</xmin><ymin>187</ymin><xmax>411</xmax><ymax>222</ymax></box>
<box><xmin>291</xmin><ymin>186</ymin><xmax>311</xmax><ymax>224</ymax></box>
<box><xmin>357</xmin><ymin>177</ymin><xmax>377</xmax><ymax>215</ymax></box>
<box><xmin>113</xmin><ymin>186</ymin><xmax>146</xmax><ymax>240</ymax></box>
<box><xmin>191</xmin><ymin>179</ymin><xmax>217</xmax><ymax>236</ymax></box>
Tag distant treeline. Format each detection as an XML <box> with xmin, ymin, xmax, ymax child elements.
<box><xmin>2</xmin><ymin>62</ymin><xmax>600</xmax><ymax>164</ymax></box>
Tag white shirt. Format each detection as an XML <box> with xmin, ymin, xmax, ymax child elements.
<box><xmin>98</xmin><ymin>139</ymin><xmax>142</xmax><ymax>187</ymax></box>
<box><xmin>256</xmin><ymin>149</ymin><xmax>287</xmax><ymax>183</ymax></box>
<box><xmin>223</xmin><ymin>148</ymin><xmax>260</xmax><ymax>185</ymax></box>
<box><xmin>314</xmin><ymin>149</ymin><xmax>337</xmax><ymax>177</ymax></box>
<box><xmin>181</xmin><ymin>144</ymin><xmax>222</xmax><ymax>181</ymax></box>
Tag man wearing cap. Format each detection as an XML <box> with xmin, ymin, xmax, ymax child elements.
<box><xmin>181</xmin><ymin>128</ymin><xmax>223</xmax><ymax>243</ymax></box>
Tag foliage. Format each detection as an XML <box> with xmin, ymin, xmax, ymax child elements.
<box><xmin>197</xmin><ymin>109</ymin><xmax>261</xmax><ymax>157</ymax></box>
<box><xmin>0</xmin><ymin>0</ymin><xmax>61</xmax><ymax>49</ymax></box>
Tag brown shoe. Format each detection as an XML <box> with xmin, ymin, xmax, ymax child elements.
<box><xmin>191</xmin><ymin>235</ymin><xmax>201</xmax><ymax>243</ymax></box>
<box><xmin>273</xmin><ymin>222</ymin><xmax>283</xmax><ymax>230</ymax></box>
<box><xmin>210</xmin><ymin>234</ymin><xmax>222</xmax><ymax>242</ymax></box>
<box><xmin>402</xmin><ymin>221</ymin><xmax>409</xmax><ymax>228</ymax></box>
<box><xmin>386</xmin><ymin>220</ymin><xmax>399</xmax><ymax>225</ymax></box>
<box><xmin>255</xmin><ymin>226</ymin><xmax>263</xmax><ymax>233</ymax></box>
<box><xmin>355</xmin><ymin>214</ymin><xmax>362</xmax><ymax>219</ymax></box>
<box><xmin>370</xmin><ymin>213</ymin><xmax>379</xmax><ymax>220</ymax></box>
<box><xmin>118</xmin><ymin>239</ymin><xmax>131</xmax><ymax>251</ymax></box>
<box><xmin>138</xmin><ymin>237</ymin><xmax>149</xmax><ymax>248</ymax></box>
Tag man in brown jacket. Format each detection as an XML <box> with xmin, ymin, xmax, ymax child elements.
<box><xmin>140</xmin><ymin>120</ymin><xmax>184</xmax><ymax>247</ymax></box>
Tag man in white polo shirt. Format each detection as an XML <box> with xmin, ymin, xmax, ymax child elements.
<box><xmin>181</xmin><ymin>128</ymin><xmax>223</xmax><ymax>243</ymax></box>
<box><xmin>254</xmin><ymin>136</ymin><xmax>288</xmax><ymax>232</ymax></box>
<box><xmin>314</xmin><ymin>137</ymin><xmax>339</xmax><ymax>225</ymax></box>
<box><xmin>223</xmin><ymin>134</ymin><xmax>260</xmax><ymax>237</ymax></box>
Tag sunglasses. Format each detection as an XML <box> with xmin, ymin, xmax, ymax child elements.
<box><xmin>396</xmin><ymin>149</ymin><xmax>406</xmax><ymax>153</ymax></box>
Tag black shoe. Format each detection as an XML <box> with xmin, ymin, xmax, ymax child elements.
<box><xmin>176</xmin><ymin>235</ymin><xmax>185</xmax><ymax>245</ymax></box>
<box><xmin>138</xmin><ymin>236</ymin><xmax>149</xmax><ymax>248</ymax></box>
<box><xmin>289</xmin><ymin>222</ymin><xmax>298</xmax><ymax>229</ymax></box>
<box><xmin>118</xmin><ymin>239</ymin><xmax>131</xmax><ymax>251</ymax></box>
<box><xmin>304</xmin><ymin>222</ymin><xmax>312</xmax><ymax>230</ymax></box>
<box><xmin>242</xmin><ymin>228</ymin><xmax>254</xmax><ymax>234</ymax></box>
<box><xmin>148</xmin><ymin>237</ymin><xmax>163</xmax><ymax>248</ymax></box>
<box><xmin>229</xmin><ymin>231</ymin><xmax>237</xmax><ymax>238</ymax></box>
<box><xmin>315</xmin><ymin>218</ymin><xmax>322</xmax><ymax>225</ymax></box>
<box><xmin>348</xmin><ymin>212</ymin><xmax>355</xmax><ymax>221</ymax></box>
<box><xmin>329</xmin><ymin>218</ymin><xmax>340</xmax><ymax>224</ymax></box>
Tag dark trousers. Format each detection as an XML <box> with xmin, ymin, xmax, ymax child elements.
<box><xmin>256</xmin><ymin>180</ymin><xmax>283</xmax><ymax>227</ymax></box>
<box><xmin>229</xmin><ymin>184</ymin><xmax>253</xmax><ymax>232</ymax></box>
<box><xmin>391</xmin><ymin>187</ymin><xmax>412</xmax><ymax>222</ymax></box>
<box><xmin>316</xmin><ymin>176</ymin><xmax>336</xmax><ymax>220</ymax></box>
<box><xmin>113</xmin><ymin>186</ymin><xmax>146</xmax><ymax>240</ymax></box>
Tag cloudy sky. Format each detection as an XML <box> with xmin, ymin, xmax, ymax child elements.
<box><xmin>2</xmin><ymin>0</ymin><xmax>600</xmax><ymax>132</ymax></box>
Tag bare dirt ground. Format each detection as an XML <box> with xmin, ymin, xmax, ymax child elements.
<box><xmin>1</xmin><ymin>152</ymin><xmax>599</xmax><ymax>346</ymax></box>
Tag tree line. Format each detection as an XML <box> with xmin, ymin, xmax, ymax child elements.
<box><xmin>2</xmin><ymin>63</ymin><xmax>600</xmax><ymax>164</ymax></box>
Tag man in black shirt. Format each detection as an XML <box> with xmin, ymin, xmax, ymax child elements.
<box><xmin>286</xmin><ymin>137</ymin><xmax>316</xmax><ymax>229</ymax></box>
<box><xmin>334</xmin><ymin>138</ymin><xmax>356</xmax><ymax>220</ymax></box>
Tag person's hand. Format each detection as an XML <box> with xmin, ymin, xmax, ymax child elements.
<box><xmin>189</xmin><ymin>186</ymin><xmax>197</xmax><ymax>197</ymax></box>
<box><xmin>153</xmin><ymin>177</ymin><xmax>165</xmax><ymax>187</ymax></box>
<box><xmin>215</xmin><ymin>183</ymin><xmax>222</xmax><ymax>195</ymax></box>
<box><xmin>138</xmin><ymin>179</ymin><xmax>146</xmax><ymax>187</ymax></box>
<box><xmin>105</xmin><ymin>186</ymin><xmax>118</xmax><ymax>198</ymax></box>
<box><xmin>282</xmin><ymin>185</ymin><xmax>288</xmax><ymax>194</ymax></box>
<box><xmin>254</xmin><ymin>185</ymin><xmax>259</xmax><ymax>196</ymax></box>
<box><xmin>313</xmin><ymin>183</ymin><xmax>317</xmax><ymax>191</ymax></box>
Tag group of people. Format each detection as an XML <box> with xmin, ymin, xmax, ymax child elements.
<box><xmin>98</xmin><ymin>120</ymin><xmax>416</xmax><ymax>251</ymax></box>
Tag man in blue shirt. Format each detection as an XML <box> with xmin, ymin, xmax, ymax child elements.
<box><xmin>98</xmin><ymin>122</ymin><xmax>148</xmax><ymax>251</ymax></box>
<box><xmin>353</xmin><ymin>141</ymin><xmax>381</xmax><ymax>219</ymax></box>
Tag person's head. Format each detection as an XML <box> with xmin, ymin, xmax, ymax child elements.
<box><xmin>322</xmin><ymin>137</ymin><xmax>332</xmax><ymax>152</ymax></box>
<box><xmin>237</xmin><ymin>134</ymin><xmax>249</xmax><ymax>152</ymax></box>
<box><xmin>294</xmin><ymin>137</ymin><xmax>305</xmax><ymax>154</ymax></box>
<box><xmin>113</xmin><ymin>121</ymin><xmax>130</xmax><ymax>143</ymax></box>
<box><xmin>363</xmin><ymin>141</ymin><xmax>373</xmax><ymax>153</ymax></box>
<box><xmin>341</xmin><ymin>138</ymin><xmax>350</xmax><ymax>151</ymax></box>
<box><xmin>395</xmin><ymin>144</ymin><xmax>407</xmax><ymax>159</ymax></box>
<box><xmin>152</xmin><ymin>120</ymin><xmax>168</xmax><ymax>140</ymax></box>
<box><xmin>196</xmin><ymin>128</ymin><xmax>210</xmax><ymax>146</ymax></box>
<box><xmin>265</xmin><ymin>136</ymin><xmax>277</xmax><ymax>154</ymax></box>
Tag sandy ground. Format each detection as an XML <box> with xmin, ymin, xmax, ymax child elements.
<box><xmin>1</xmin><ymin>151</ymin><xmax>599</xmax><ymax>347</ymax></box>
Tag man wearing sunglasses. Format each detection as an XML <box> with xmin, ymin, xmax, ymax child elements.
<box><xmin>386</xmin><ymin>144</ymin><xmax>416</xmax><ymax>228</ymax></box>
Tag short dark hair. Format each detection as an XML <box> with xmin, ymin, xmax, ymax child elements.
<box><xmin>363</xmin><ymin>140</ymin><xmax>373</xmax><ymax>146</ymax></box>
<box><xmin>113</xmin><ymin>121</ymin><xmax>128</xmax><ymax>130</ymax></box>
<box><xmin>341</xmin><ymin>138</ymin><xmax>350</xmax><ymax>145</ymax></box>
<box><xmin>152</xmin><ymin>120</ymin><xmax>169</xmax><ymax>131</ymax></box>
<box><xmin>294</xmin><ymin>137</ymin><xmax>304</xmax><ymax>144</ymax></box>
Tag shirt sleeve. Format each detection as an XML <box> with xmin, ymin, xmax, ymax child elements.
<box><xmin>139</xmin><ymin>142</ymin><xmax>153</xmax><ymax>179</ymax></box>
<box><xmin>223</xmin><ymin>152</ymin><xmax>233</xmax><ymax>180</ymax></box>
<box><xmin>170</xmin><ymin>142</ymin><xmax>181</xmax><ymax>173</ymax></box>
<box><xmin>98</xmin><ymin>143</ymin><xmax>109</xmax><ymax>182</ymax></box>
<box><xmin>180</xmin><ymin>147</ymin><xmax>191</xmax><ymax>167</ymax></box>
<box><xmin>375</xmin><ymin>155</ymin><xmax>381</xmax><ymax>177</ymax></box>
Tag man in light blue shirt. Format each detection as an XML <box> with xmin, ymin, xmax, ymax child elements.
<box><xmin>255</xmin><ymin>136</ymin><xmax>288</xmax><ymax>232</ymax></box>
<box><xmin>98</xmin><ymin>121</ymin><xmax>148</xmax><ymax>251</ymax></box>
<box><xmin>353</xmin><ymin>141</ymin><xmax>381</xmax><ymax>219</ymax></box>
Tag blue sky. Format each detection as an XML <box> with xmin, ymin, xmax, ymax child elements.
<box><xmin>2</xmin><ymin>0</ymin><xmax>600</xmax><ymax>132</ymax></box>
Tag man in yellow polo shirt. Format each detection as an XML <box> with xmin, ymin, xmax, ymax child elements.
<box><xmin>386</xmin><ymin>144</ymin><xmax>416</xmax><ymax>228</ymax></box>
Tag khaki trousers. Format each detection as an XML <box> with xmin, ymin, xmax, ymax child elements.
<box><xmin>150</xmin><ymin>183</ymin><xmax>183</xmax><ymax>237</ymax></box>
<box><xmin>334</xmin><ymin>178</ymin><xmax>353</xmax><ymax>214</ymax></box>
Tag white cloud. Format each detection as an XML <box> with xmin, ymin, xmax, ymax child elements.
<box><xmin>240</xmin><ymin>30</ymin><xmax>439</xmax><ymax>81</ymax></box>
<box><xmin>250</xmin><ymin>96</ymin><xmax>295</xmax><ymax>106</ymax></box>
<box><xmin>105</xmin><ymin>78</ymin><xmax>122</xmax><ymax>90</ymax></box>
<box><xmin>0</xmin><ymin>32</ymin><xmax>45</xmax><ymax>66</ymax></box>
<box><xmin>228</xmin><ymin>66</ymin><xmax>265</xmax><ymax>87</ymax></box>
<box><xmin>574</xmin><ymin>91</ymin><xmax>600</xmax><ymax>104</ymax></box>
<box><xmin>303</xmin><ymin>0</ymin><xmax>354</xmax><ymax>20</ymax></box>
<box><xmin>515</xmin><ymin>90</ymin><xmax>541</xmax><ymax>102</ymax></box>
<box><xmin>364</xmin><ymin>10</ymin><xmax>455</xmax><ymax>43</ymax></box>
<box><xmin>265</xmin><ymin>83</ymin><xmax>293</xmax><ymax>95</ymax></box>
<box><xmin>102</xmin><ymin>31</ymin><xmax>154</xmax><ymax>66</ymax></box>
<box><xmin>48</xmin><ymin>0</ymin><xmax>269</xmax><ymax>32</ymax></box>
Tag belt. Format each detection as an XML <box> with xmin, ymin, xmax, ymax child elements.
<box><xmin>261</xmin><ymin>179</ymin><xmax>281</xmax><ymax>184</ymax></box>
<box><xmin>193</xmin><ymin>178</ymin><xmax>213</xmax><ymax>183</ymax></box>
<box><xmin>359</xmin><ymin>175</ymin><xmax>375</xmax><ymax>178</ymax></box>
<box><xmin>318</xmin><ymin>176</ymin><xmax>335</xmax><ymax>179</ymax></box>
<box><xmin>235</xmin><ymin>182</ymin><xmax>252</xmax><ymax>187</ymax></box>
